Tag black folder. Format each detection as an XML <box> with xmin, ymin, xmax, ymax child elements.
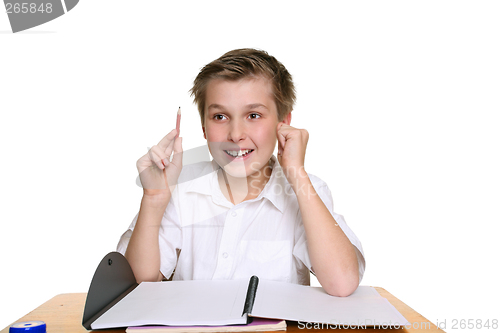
<box><xmin>83</xmin><ymin>252</ymin><xmax>259</xmax><ymax>329</ymax></box>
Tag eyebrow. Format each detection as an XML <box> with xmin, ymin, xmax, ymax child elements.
<box><xmin>207</xmin><ymin>104</ymin><xmax>225</xmax><ymax>111</ymax></box>
<box><xmin>207</xmin><ymin>103</ymin><xmax>268</xmax><ymax>111</ymax></box>
<box><xmin>247</xmin><ymin>103</ymin><xmax>268</xmax><ymax>110</ymax></box>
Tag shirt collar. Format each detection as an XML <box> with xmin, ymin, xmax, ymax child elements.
<box><xmin>184</xmin><ymin>155</ymin><xmax>287</xmax><ymax>213</ymax></box>
<box><xmin>256</xmin><ymin>155</ymin><xmax>287</xmax><ymax>213</ymax></box>
<box><xmin>182</xmin><ymin>159</ymin><xmax>219</xmax><ymax>197</ymax></box>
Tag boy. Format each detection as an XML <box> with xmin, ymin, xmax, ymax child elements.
<box><xmin>117</xmin><ymin>49</ymin><xmax>365</xmax><ymax>297</ymax></box>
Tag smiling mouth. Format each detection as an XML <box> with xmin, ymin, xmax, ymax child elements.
<box><xmin>224</xmin><ymin>149</ymin><xmax>254</xmax><ymax>158</ymax></box>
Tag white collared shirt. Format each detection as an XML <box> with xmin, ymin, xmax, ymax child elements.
<box><xmin>117</xmin><ymin>156</ymin><xmax>365</xmax><ymax>285</ymax></box>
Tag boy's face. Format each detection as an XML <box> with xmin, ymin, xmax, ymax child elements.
<box><xmin>203</xmin><ymin>76</ymin><xmax>287</xmax><ymax>178</ymax></box>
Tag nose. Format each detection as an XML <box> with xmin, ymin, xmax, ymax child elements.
<box><xmin>227</xmin><ymin>119</ymin><xmax>247</xmax><ymax>142</ymax></box>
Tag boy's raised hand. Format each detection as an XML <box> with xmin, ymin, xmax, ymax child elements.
<box><xmin>276</xmin><ymin>123</ymin><xmax>309</xmax><ymax>184</ymax></box>
<box><xmin>136</xmin><ymin>129</ymin><xmax>183</xmax><ymax>197</ymax></box>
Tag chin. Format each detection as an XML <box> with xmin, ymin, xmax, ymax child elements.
<box><xmin>221</xmin><ymin>160</ymin><xmax>251</xmax><ymax>178</ymax></box>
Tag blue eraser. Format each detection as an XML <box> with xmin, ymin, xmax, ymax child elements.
<box><xmin>9</xmin><ymin>321</ymin><xmax>46</xmax><ymax>333</ymax></box>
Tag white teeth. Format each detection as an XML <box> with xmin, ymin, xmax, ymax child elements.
<box><xmin>225</xmin><ymin>149</ymin><xmax>253</xmax><ymax>157</ymax></box>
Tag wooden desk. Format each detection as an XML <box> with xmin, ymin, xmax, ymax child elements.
<box><xmin>1</xmin><ymin>287</ymin><xmax>444</xmax><ymax>332</ymax></box>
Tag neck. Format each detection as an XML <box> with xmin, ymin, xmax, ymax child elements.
<box><xmin>218</xmin><ymin>159</ymin><xmax>273</xmax><ymax>205</ymax></box>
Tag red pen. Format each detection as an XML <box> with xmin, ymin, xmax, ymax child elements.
<box><xmin>175</xmin><ymin>107</ymin><xmax>181</xmax><ymax>139</ymax></box>
<box><xmin>162</xmin><ymin>107</ymin><xmax>181</xmax><ymax>175</ymax></box>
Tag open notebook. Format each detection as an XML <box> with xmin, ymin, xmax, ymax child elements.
<box><xmin>83</xmin><ymin>252</ymin><xmax>409</xmax><ymax>330</ymax></box>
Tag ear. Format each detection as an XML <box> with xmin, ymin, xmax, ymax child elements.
<box><xmin>282</xmin><ymin>112</ymin><xmax>292</xmax><ymax>125</ymax></box>
<box><xmin>202</xmin><ymin>126</ymin><xmax>206</xmax><ymax>140</ymax></box>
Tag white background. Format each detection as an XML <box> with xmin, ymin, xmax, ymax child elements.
<box><xmin>1</xmin><ymin>1</ymin><xmax>499</xmax><ymax>331</ymax></box>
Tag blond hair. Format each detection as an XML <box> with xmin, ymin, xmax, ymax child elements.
<box><xmin>190</xmin><ymin>48</ymin><xmax>296</xmax><ymax>124</ymax></box>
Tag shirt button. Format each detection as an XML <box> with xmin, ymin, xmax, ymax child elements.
<box><xmin>222</xmin><ymin>252</ymin><xmax>228</xmax><ymax>258</ymax></box>
<box><xmin>231</xmin><ymin>211</ymin><xmax>237</xmax><ymax>217</ymax></box>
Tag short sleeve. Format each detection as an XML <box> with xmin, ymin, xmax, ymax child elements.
<box><xmin>292</xmin><ymin>176</ymin><xmax>366</xmax><ymax>284</ymax></box>
<box><xmin>115</xmin><ymin>200</ymin><xmax>182</xmax><ymax>280</ymax></box>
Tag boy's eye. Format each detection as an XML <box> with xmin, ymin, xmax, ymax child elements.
<box><xmin>249</xmin><ymin>113</ymin><xmax>261</xmax><ymax>119</ymax></box>
<box><xmin>214</xmin><ymin>114</ymin><xmax>227</xmax><ymax>120</ymax></box>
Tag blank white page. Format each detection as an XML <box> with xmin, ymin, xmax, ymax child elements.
<box><xmin>251</xmin><ymin>281</ymin><xmax>409</xmax><ymax>327</ymax></box>
<box><xmin>92</xmin><ymin>280</ymin><xmax>249</xmax><ymax>329</ymax></box>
